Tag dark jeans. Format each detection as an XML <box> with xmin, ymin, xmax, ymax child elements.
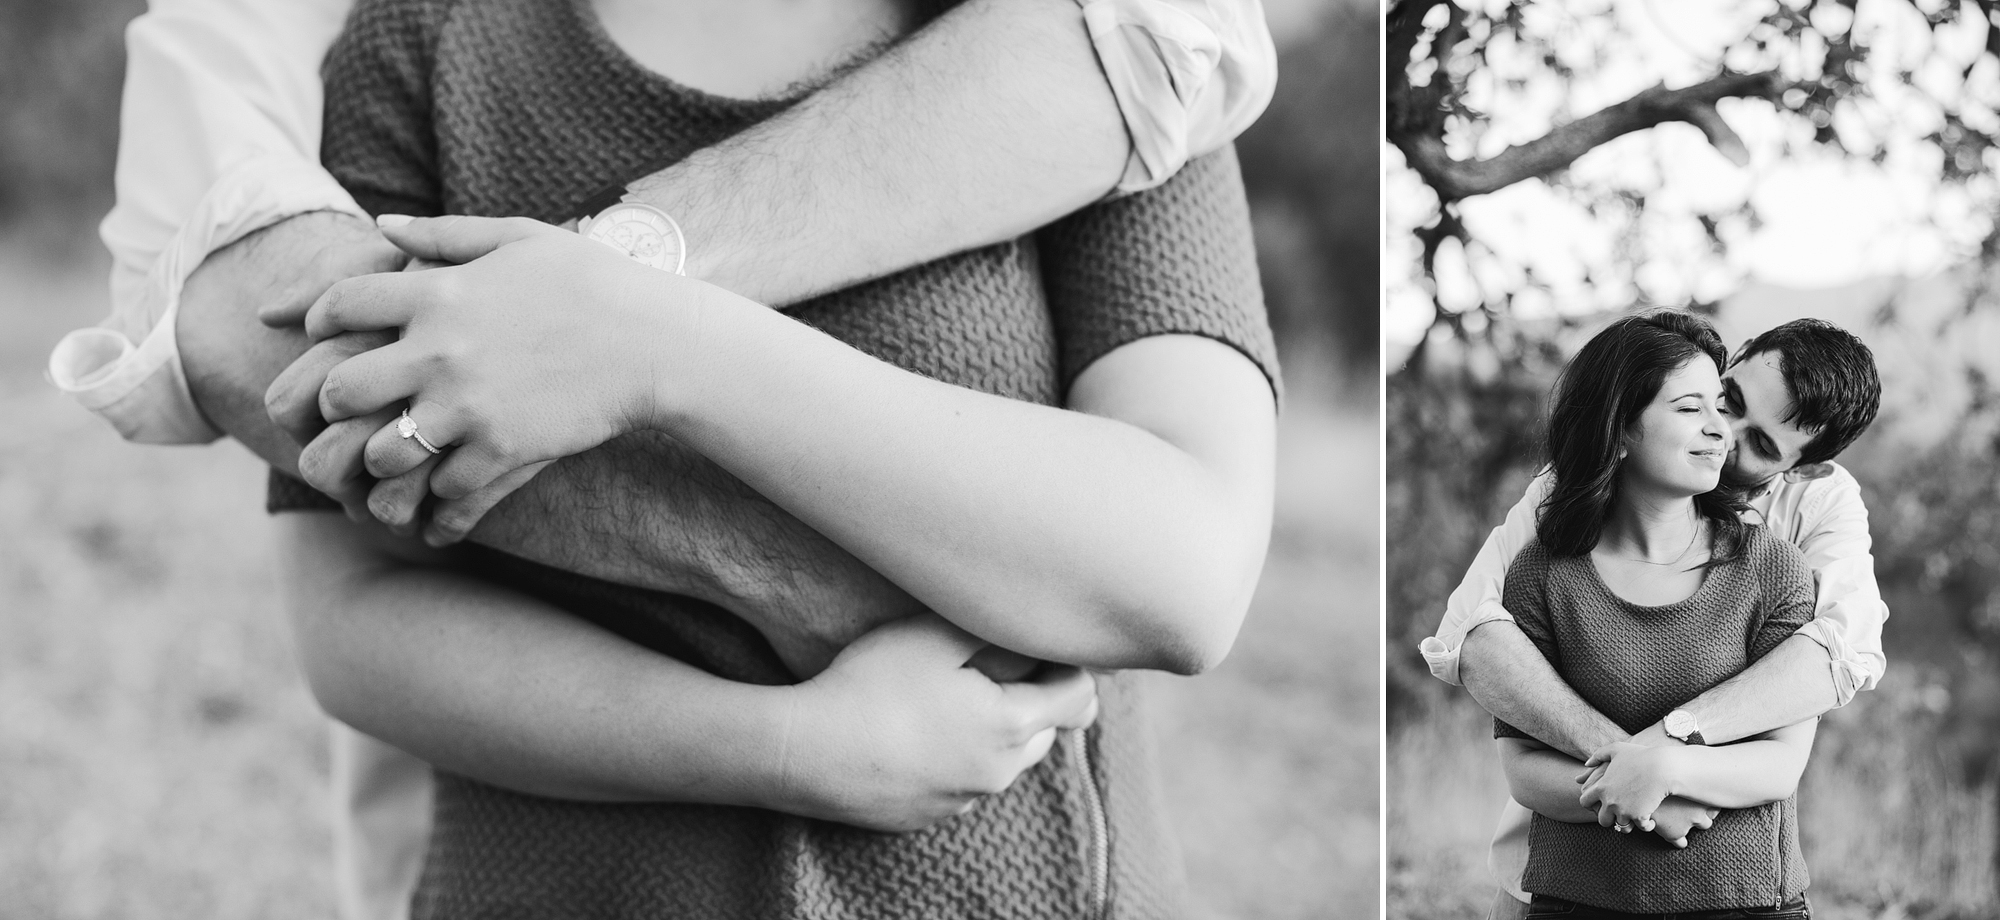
<box><xmin>1526</xmin><ymin>894</ymin><xmax>1811</xmax><ymax>920</ymax></box>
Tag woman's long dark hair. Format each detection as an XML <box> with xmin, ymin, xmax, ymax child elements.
<box><xmin>1538</xmin><ymin>310</ymin><xmax>1749</xmax><ymax>563</ymax></box>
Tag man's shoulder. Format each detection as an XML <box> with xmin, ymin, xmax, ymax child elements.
<box><xmin>1769</xmin><ymin>460</ymin><xmax>1865</xmax><ymax>516</ymax></box>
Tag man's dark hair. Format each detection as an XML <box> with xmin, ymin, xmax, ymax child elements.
<box><xmin>1539</xmin><ymin>309</ymin><xmax>1748</xmax><ymax>563</ymax></box>
<box><xmin>1730</xmin><ymin>319</ymin><xmax>1882</xmax><ymax>466</ymax></box>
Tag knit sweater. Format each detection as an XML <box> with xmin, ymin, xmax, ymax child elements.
<box><xmin>269</xmin><ymin>0</ymin><xmax>1281</xmax><ymax>917</ymax></box>
<box><xmin>1493</xmin><ymin>526</ymin><xmax>1817</xmax><ymax>913</ymax></box>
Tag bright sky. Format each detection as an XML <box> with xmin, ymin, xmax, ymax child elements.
<box><xmin>1384</xmin><ymin>0</ymin><xmax>2000</xmax><ymax>364</ymax></box>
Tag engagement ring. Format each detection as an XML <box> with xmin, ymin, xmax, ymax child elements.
<box><xmin>398</xmin><ymin>409</ymin><xmax>443</xmax><ymax>455</ymax></box>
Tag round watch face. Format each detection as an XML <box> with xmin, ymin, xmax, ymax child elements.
<box><xmin>1665</xmin><ymin>710</ymin><xmax>1698</xmax><ymax>739</ymax></box>
<box><xmin>581</xmin><ymin>201</ymin><xmax>686</xmax><ymax>274</ymax></box>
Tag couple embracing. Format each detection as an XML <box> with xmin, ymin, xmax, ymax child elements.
<box><xmin>1424</xmin><ymin>311</ymin><xmax>1886</xmax><ymax>920</ymax></box>
<box><xmin>53</xmin><ymin>0</ymin><xmax>1288</xmax><ymax>917</ymax></box>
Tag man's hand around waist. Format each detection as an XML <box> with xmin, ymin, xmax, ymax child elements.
<box><xmin>178</xmin><ymin>211</ymin><xmax>408</xmax><ymax>481</ymax></box>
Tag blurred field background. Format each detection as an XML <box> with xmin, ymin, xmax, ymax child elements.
<box><xmin>1386</xmin><ymin>1</ymin><xmax>2000</xmax><ymax>917</ymax></box>
<box><xmin>0</xmin><ymin>0</ymin><xmax>1381</xmax><ymax>916</ymax></box>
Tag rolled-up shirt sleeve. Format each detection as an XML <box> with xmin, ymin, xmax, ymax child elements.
<box><xmin>47</xmin><ymin>0</ymin><xmax>361</xmax><ymax>444</ymax></box>
<box><xmin>1418</xmin><ymin>471</ymin><xmax>1549</xmax><ymax>686</ymax></box>
<box><xmin>1076</xmin><ymin>0</ymin><xmax>1276</xmax><ymax>194</ymax></box>
<box><xmin>1788</xmin><ymin>470</ymin><xmax>1889</xmax><ymax>705</ymax></box>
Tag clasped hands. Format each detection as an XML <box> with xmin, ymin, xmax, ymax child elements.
<box><xmin>263</xmin><ymin>214</ymin><xmax>702</xmax><ymax>544</ymax></box>
<box><xmin>1576</xmin><ymin>741</ymin><xmax>1718</xmax><ymax>849</ymax></box>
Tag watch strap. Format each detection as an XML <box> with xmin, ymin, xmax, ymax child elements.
<box><xmin>570</xmin><ymin>183</ymin><xmax>630</xmax><ymax>224</ymax></box>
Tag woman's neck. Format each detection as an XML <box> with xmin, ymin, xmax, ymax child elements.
<box><xmin>1598</xmin><ymin>487</ymin><xmax>1703</xmax><ymax>564</ymax></box>
<box><xmin>591</xmin><ymin>0</ymin><xmax>916</xmax><ymax>99</ymax></box>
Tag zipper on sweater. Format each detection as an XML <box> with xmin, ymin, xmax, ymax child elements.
<box><xmin>1771</xmin><ymin>805</ymin><xmax>1784</xmax><ymax>908</ymax></box>
<box><xmin>1071</xmin><ymin>727</ymin><xmax>1109</xmax><ymax>920</ymax></box>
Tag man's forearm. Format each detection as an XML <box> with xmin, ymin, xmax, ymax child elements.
<box><xmin>474</xmin><ymin>430</ymin><xmax>927</xmax><ymax>673</ymax></box>
<box><xmin>638</xmin><ymin>0</ymin><xmax>1127</xmax><ymax>306</ymax></box>
<box><xmin>1665</xmin><ymin>635</ymin><xmax>1839</xmax><ymax>745</ymax></box>
<box><xmin>1461</xmin><ymin>621</ymin><xmax>1628</xmax><ymax>759</ymax></box>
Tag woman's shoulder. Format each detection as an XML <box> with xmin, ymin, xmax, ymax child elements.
<box><xmin>1503</xmin><ymin>538</ymin><xmax>1558</xmax><ymax>590</ymax></box>
<box><xmin>1735</xmin><ymin>524</ymin><xmax>1813</xmax><ymax>583</ymax></box>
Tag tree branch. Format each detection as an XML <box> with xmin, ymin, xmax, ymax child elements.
<box><xmin>1389</xmin><ymin>71</ymin><xmax>1789</xmax><ymax>203</ymax></box>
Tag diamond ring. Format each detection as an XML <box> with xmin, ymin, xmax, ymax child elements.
<box><xmin>398</xmin><ymin>408</ymin><xmax>443</xmax><ymax>455</ymax></box>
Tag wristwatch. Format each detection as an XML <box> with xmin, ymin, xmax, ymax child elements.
<box><xmin>1664</xmin><ymin>709</ymin><xmax>1706</xmax><ymax>746</ymax></box>
<box><xmin>575</xmin><ymin>187</ymin><xmax>686</xmax><ymax>275</ymax></box>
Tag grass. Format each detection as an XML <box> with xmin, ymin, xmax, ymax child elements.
<box><xmin>1388</xmin><ymin>679</ymin><xmax>2000</xmax><ymax>920</ymax></box>
<box><xmin>0</xmin><ymin>245</ymin><xmax>1377</xmax><ymax>917</ymax></box>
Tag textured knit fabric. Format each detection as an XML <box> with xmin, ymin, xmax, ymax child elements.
<box><xmin>270</xmin><ymin>0</ymin><xmax>1280</xmax><ymax>917</ymax></box>
<box><xmin>1526</xmin><ymin>893</ymin><xmax>1813</xmax><ymax>919</ymax></box>
<box><xmin>1493</xmin><ymin>527</ymin><xmax>1817</xmax><ymax>913</ymax></box>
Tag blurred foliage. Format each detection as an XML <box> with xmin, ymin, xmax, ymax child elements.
<box><xmin>0</xmin><ymin>0</ymin><xmax>143</xmax><ymax>252</ymax></box>
<box><xmin>1387</xmin><ymin>0</ymin><xmax>2000</xmax><ymax>357</ymax></box>
<box><xmin>1385</xmin><ymin>325</ymin><xmax>1562</xmax><ymax>727</ymax></box>
<box><xmin>1240</xmin><ymin>1</ymin><xmax>1383</xmax><ymax>379</ymax></box>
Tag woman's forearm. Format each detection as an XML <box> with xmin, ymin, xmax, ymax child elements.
<box><xmin>276</xmin><ymin>513</ymin><xmax>1098</xmax><ymax>831</ymax></box>
<box><xmin>657</xmin><ymin>294</ymin><xmax>1277</xmax><ymax>674</ymax></box>
<box><xmin>1655</xmin><ymin>719</ymin><xmax>1819</xmax><ymax>809</ymax></box>
<box><xmin>275</xmin><ymin>514</ymin><xmax>793</xmax><ymax>807</ymax></box>
<box><xmin>1497</xmin><ymin>739</ymin><xmax>1599</xmax><ymax>823</ymax></box>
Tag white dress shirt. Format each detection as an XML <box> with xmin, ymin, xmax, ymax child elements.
<box><xmin>48</xmin><ymin>0</ymin><xmax>1277</xmax><ymax>444</ymax></box>
<box><xmin>1419</xmin><ymin>463</ymin><xmax>1890</xmax><ymax>902</ymax></box>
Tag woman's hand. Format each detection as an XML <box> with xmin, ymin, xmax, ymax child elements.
<box><xmin>1647</xmin><ymin>796</ymin><xmax>1718</xmax><ymax>848</ymax></box>
<box><xmin>1578</xmin><ymin>741</ymin><xmax>1681</xmax><ymax>832</ymax></box>
<box><xmin>774</xmin><ymin>614</ymin><xmax>1099</xmax><ymax>832</ymax></box>
<box><xmin>296</xmin><ymin>214</ymin><xmax>710</xmax><ymax>513</ymax></box>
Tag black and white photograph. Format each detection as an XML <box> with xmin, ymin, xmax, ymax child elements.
<box><xmin>1389</xmin><ymin>1</ymin><xmax>2000</xmax><ymax>918</ymax></box>
<box><xmin>3</xmin><ymin>0</ymin><xmax>1377</xmax><ymax>917</ymax></box>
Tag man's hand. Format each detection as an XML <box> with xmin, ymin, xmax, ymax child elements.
<box><xmin>1648</xmin><ymin>796</ymin><xmax>1718</xmax><ymax>849</ymax></box>
<box><xmin>178</xmin><ymin>211</ymin><xmax>407</xmax><ymax>471</ymax></box>
<box><xmin>777</xmin><ymin>614</ymin><xmax>1098</xmax><ymax>832</ymax></box>
<box><xmin>1578</xmin><ymin>741</ymin><xmax>1680</xmax><ymax>831</ymax></box>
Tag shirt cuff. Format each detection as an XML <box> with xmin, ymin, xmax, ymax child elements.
<box><xmin>1791</xmin><ymin>618</ymin><xmax>1873</xmax><ymax>707</ymax></box>
<box><xmin>1075</xmin><ymin>0</ymin><xmax>1276</xmax><ymax>194</ymax></box>
<box><xmin>1418</xmin><ymin>601</ymin><xmax>1516</xmax><ymax>687</ymax></box>
<box><xmin>51</xmin><ymin>155</ymin><xmax>364</xmax><ymax>444</ymax></box>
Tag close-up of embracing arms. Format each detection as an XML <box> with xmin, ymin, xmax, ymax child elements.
<box><xmin>39</xmin><ymin>0</ymin><xmax>1285</xmax><ymax>825</ymax></box>
<box><xmin>70</xmin><ymin>0</ymin><xmax>1280</xmax><ymax>660</ymax></box>
<box><xmin>289</xmin><ymin>147</ymin><xmax>1277</xmax><ymax>676</ymax></box>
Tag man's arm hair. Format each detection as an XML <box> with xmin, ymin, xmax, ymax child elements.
<box><xmin>647</xmin><ymin>0</ymin><xmax>1127</xmax><ymax>306</ymax></box>
<box><xmin>1461</xmin><ymin>620</ymin><xmax>1628</xmax><ymax>760</ymax></box>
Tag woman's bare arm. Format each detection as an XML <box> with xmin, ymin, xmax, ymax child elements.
<box><xmin>277</xmin><ymin>512</ymin><xmax>1097</xmax><ymax>831</ymax></box>
<box><xmin>1497</xmin><ymin>738</ymin><xmax>1599</xmax><ymax>824</ymax></box>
